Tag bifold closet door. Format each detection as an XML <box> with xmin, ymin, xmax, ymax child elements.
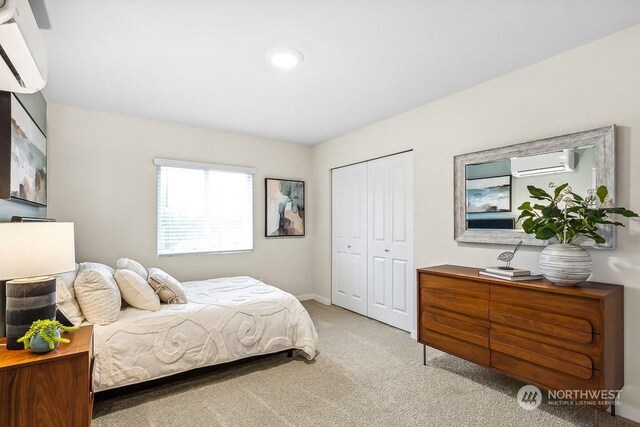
<box><xmin>367</xmin><ymin>152</ymin><xmax>414</xmax><ymax>332</ymax></box>
<box><xmin>331</xmin><ymin>163</ymin><xmax>368</xmax><ymax>315</ymax></box>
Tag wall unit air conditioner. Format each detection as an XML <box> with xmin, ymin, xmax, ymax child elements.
<box><xmin>511</xmin><ymin>149</ymin><xmax>575</xmax><ymax>177</ymax></box>
<box><xmin>0</xmin><ymin>0</ymin><xmax>47</xmax><ymax>93</ymax></box>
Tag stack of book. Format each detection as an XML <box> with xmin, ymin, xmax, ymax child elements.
<box><xmin>479</xmin><ymin>266</ymin><xmax>543</xmax><ymax>281</ymax></box>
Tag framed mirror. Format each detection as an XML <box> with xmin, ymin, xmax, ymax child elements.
<box><xmin>454</xmin><ymin>125</ymin><xmax>615</xmax><ymax>248</ymax></box>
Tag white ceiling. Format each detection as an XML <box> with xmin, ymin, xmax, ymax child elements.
<box><xmin>39</xmin><ymin>1</ymin><xmax>640</xmax><ymax>145</ymax></box>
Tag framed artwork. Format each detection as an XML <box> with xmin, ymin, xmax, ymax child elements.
<box><xmin>265</xmin><ymin>178</ymin><xmax>305</xmax><ymax>237</ymax></box>
<box><xmin>466</xmin><ymin>175</ymin><xmax>511</xmax><ymax>213</ymax></box>
<box><xmin>0</xmin><ymin>93</ymin><xmax>47</xmax><ymax>206</ymax></box>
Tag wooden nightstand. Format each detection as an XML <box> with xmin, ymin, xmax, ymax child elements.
<box><xmin>0</xmin><ymin>325</ymin><xmax>94</xmax><ymax>427</ymax></box>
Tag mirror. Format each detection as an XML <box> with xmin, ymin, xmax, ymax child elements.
<box><xmin>454</xmin><ymin>126</ymin><xmax>615</xmax><ymax>248</ymax></box>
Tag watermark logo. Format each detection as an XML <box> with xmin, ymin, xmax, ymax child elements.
<box><xmin>517</xmin><ymin>385</ymin><xmax>542</xmax><ymax>410</ymax></box>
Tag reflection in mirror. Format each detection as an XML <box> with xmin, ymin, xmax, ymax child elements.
<box><xmin>465</xmin><ymin>145</ymin><xmax>596</xmax><ymax>231</ymax></box>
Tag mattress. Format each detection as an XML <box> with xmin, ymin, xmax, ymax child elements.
<box><xmin>91</xmin><ymin>276</ymin><xmax>318</xmax><ymax>391</ymax></box>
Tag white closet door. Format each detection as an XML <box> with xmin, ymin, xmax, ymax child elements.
<box><xmin>331</xmin><ymin>163</ymin><xmax>368</xmax><ymax>315</ymax></box>
<box><xmin>367</xmin><ymin>152</ymin><xmax>413</xmax><ymax>331</ymax></box>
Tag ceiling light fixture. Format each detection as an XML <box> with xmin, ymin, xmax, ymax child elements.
<box><xmin>267</xmin><ymin>48</ymin><xmax>304</xmax><ymax>69</ymax></box>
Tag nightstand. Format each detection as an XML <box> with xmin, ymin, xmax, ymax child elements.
<box><xmin>0</xmin><ymin>325</ymin><xmax>94</xmax><ymax>427</ymax></box>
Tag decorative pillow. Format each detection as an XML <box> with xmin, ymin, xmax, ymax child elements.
<box><xmin>116</xmin><ymin>258</ymin><xmax>147</xmax><ymax>280</ymax></box>
<box><xmin>56</xmin><ymin>263</ymin><xmax>79</xmax><ymax>296</ymax></box>
<box><xmin>56</xmin><ymin>277</ymin><xmax>85</xmax><ymax>326</ymax></box>
<box><xmin>114</xmin><ymin>269</ymin><xmax>160</xmax><ymax>311</ymax></box>
<box><xmin>148</xmin><ymin>268</ymin><xmax>188</xmax><ymax>304</ymax></box>
<box><xmin>74</xmin><ymin>269</ymin><xmax>121</xmax><ymax>325</ymax></box>
<box><xmin>78</xmin><ymin>262</ymin><xmax>115</xmax><ymax>276</ymax></box>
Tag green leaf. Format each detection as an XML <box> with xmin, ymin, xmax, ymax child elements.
<box><xmin>518</xmin><ymin>201</ymin><xmax>532</xmax><ymax>211</ymax></box>
<box><xmin>553</xmin><ymin>183</ymin><xmax>569</xmax><ymax>199</ymax></box>
<box><xmin>527</xmin><ymin>185</ymin><xmax>553</xmax><ymax>201</ymax></box>
<box><xmin>596</xmin><ymin>186</ymin><xmax>608</xmax><ymax>203</ymax></box>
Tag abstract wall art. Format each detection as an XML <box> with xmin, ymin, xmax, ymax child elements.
<box><xmin>466</xmin><ymin>175</ymin><xmax>511</xmax><ymax>213</ymax></box>
<box><xmin>0</xmin><ymin>94</ymin><xmax>47</xmax><ymax>206</ymax></box>
<box><xmin>265</xmin><ymin>178</ymin><xmax>305</xmax><ymax>237</ymax></box>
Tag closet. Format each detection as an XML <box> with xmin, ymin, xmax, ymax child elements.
<box><xmin>331</xmin><ymin>151</ymin><xmax>414</xmax><ymax>332</ymax></box>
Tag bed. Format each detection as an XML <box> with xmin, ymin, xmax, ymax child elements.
<box><xmin>91</xmin><ymin>276</ymin><xmax>318</xmax><ymax>392</ymax></box>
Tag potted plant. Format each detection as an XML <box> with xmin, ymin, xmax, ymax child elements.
<box><xmin>518</xmin><ymin>183</ymin><xmax>638</xmax><ymax>285</ymax></box>
<box><xmin>17</xmin><ymin>319</ymin><xmax>79</xmax><ymax>353</ymax></box>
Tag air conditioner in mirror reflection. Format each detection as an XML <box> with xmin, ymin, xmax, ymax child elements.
<box><xmin>0</xmin><ymin>0</ymin><xmax>47</xmax><ymax>93</ymax></box>
<box><xmin>510</xmin><ymin>149</ymin><xmax>575</xmax><ymax>178</ymax></box>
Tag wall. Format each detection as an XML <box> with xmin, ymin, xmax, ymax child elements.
<box><xmin>0</xmin><ymin>91</ymin><xmax>47</xmax><ymax>221</ymax></box>
<box><xmin>46</xmin><ymin>104</ymin><xmax>313</xmax><ymax>297</ymax></box>
<box><xmin>312</xmin><ymin>25</ymin><xmax>640</xmax><ymax>413</ymax></box>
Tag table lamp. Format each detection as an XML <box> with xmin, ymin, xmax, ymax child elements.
<box><xmin>0</xmin><ymin>222</ymin><xmax>75</xmax><ymax>350</ymax></box>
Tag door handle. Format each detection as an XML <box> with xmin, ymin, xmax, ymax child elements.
<box><xmin>347</xmin><ymin>245</ymin><xmax>352</xmax><ymax>249</ymax></box>
<box><xmin>385</xmin><ymin>249</ymin><xmax>390</xmax><ymax>253</ymax></box>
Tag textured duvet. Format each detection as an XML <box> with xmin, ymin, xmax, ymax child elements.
<box><xmin>92</xmin><ymin>276</ymin><xmax>318</xmax><ymax>391</ymax></box>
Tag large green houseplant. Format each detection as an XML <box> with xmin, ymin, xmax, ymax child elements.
<box><xmin>518</xmin><ymin>183</ymin><xmax>638</xmax><ymax>285</ymax></box>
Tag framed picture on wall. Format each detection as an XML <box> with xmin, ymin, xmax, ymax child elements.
<box><xmin>466</xmin><ymin>175</ymin><xmax>511</xmax><ymax>213</ymax></box>
<box><xmin>265</xmin><ymin>178</ymin><xmax>305</xmax><ymax>237</ymax></box>
<box><xmin>0</xmin><ymin>93</ymin><xmax>47</xmax><ymax>206</ymax></box>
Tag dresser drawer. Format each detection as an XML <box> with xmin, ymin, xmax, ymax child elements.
<box><xmin>491</xmin><ymin>351</ymin><xmax>601</xmax><ymax>391</ymax></box>
<box><xmin>421</xmin><ymin>306</ymin><xmax>489</xmax><ymax>347</ymax></box>
<box><xmin>419</xmin><ymin>273</ymin><xmax>489</xmax><ymax>299</ymax></box>
<box><xmin>491</xmin><ymin>285</ymin><xmax>602</xmax><ymax>334</ymax></box>
<box><xmin>491</xmin><ymin>329</ymin><xmax>593</xmax><ymax>379</ymax></box>
<box><xmin>421</xmin><ymin>328</ymin><xmax>490</xmax><ymax>367</ymax></box>
<box><xmin>491</xmin><ymin>322</ymin><xmax>602</xmax><ymax>369</ymax></box>
<box><xmin>420</xmin><ymin>288</ymin><xmax>489</xmax><ymax>319</ymax></box>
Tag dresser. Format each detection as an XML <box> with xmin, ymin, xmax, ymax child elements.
<box><xmin>417</xmin><ymin>265</ymin><xmax>623</xmax><ymax>410</ymax></box>
<box><xmin>0</xmin><ymin>325</ymin><xmax>94</xmax><ymax>427</ymax></box>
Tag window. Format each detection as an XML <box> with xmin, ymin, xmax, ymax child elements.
<box><xmin>155</xmin><ymin>158</ymin><xmax>255</xmax><ymax>256</ymax></box>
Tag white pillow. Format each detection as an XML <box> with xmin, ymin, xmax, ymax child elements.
<box><xmin>75</xmin><ymin>269</ymin><xmax>121</xmax><ymax>325</ymax></box>
<box><xmin>116</xmin><ymin>258</ymin><xmax>147</xmax><ymax>280</ymax></box>
<box><xmin>56</xmin><ymin>263</ymin><xmax>79</xmax><ymax>296</ymax></box>
<box><xmin>148</xmin><ymin>268</ymin><xmax>188</xmax><ymax>304</ymax></box>
<box><xmin>56</xmin><ymin>277</ymin><xmax>85</xmax><ymax>326</ymax></box>
<box><xmin>78</xmin><ymin>262</ymin><xmax>115</xmax><ymax>276</ymax></box>
<box><xmin>114</xmin><ymin>269</ymin><xmax>160</xmax><ymax>311</ymax></box>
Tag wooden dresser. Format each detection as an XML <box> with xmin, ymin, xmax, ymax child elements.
<box><xmin>418</xmin><ymin>265</ymin><xmax>623</xmax><ymax>408</ymax></box>
<box><xmin>0</xmin><ymin>325</ymin><xmax>94</xmax><ymax>427</ymax></box>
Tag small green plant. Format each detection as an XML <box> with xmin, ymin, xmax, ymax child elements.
<box><xmin>17</xmin><ymin>319</ymin><xmax>79</xmax><ymax>350</ymax></box>
<box><xmin>517</xmin><ymin>183</ymin><xmax>638</xmax><ymax>244</ymax></box>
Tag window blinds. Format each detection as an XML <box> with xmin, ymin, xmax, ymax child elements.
<box><xmin>155</xmin><ymin>159</ymin><xmax>254</xmax><ymax>256</ymax></box>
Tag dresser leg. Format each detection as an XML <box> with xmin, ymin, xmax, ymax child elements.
<box><xmin>610</xmin><ymin>404</ymin><xmax>616</xmax><ymax>417</ymax></box>
<box><xmin>423</xmin><ymin>344</ymin><xmax>427</xmax><ymax>366</ymax></box>
<box><xmin>593</xmin><ymin>408</ymin><xmax>599</xmax><ymax>427</ymax></box>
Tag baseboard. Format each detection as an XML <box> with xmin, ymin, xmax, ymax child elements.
<box><xmin>296</xmin><ymin>294</ymin><xmax>331</xmax><ymax>306</ymax></box>
<box><xmin>617</xmin><ymin>402</ymin><xmax>640</xmax><ymax>423</ymax></box>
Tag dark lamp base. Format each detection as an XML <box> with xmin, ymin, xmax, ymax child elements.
<box><xmin>5</xmin><ymin>276</ymin><xmax>56</xmax><ymax>350</ymax></box>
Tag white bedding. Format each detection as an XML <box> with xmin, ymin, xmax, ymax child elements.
<box><xmin>92</xmin><ymin>276</ymin><xmax>318</xmax><ymax>391</ymax></box>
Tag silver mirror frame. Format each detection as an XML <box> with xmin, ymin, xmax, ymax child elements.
<box><xmin>454</xmin><ymin>125</ymin><xmax>616</xmax><ymax>248</ymax></box>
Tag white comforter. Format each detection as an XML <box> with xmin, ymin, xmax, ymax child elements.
<box><xmin>92</xmin><ymin>276</ymin><xmax>318</xmax><ymax>391</ymax></box>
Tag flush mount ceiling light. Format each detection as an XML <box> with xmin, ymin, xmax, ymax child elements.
<box><xmin>266</xmin><ymin>48</ymin><xmax>304</xmax><ymax>69</ymax></box>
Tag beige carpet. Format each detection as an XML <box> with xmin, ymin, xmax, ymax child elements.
<box><xmin>93</xmin><ymin>301</ymin><xmax>635</xmax><ymax>427</ymax></box>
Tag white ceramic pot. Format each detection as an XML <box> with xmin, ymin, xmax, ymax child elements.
<box><xmin>539</xmin><ymin>243</ymin><xmax>592</xmax><ymax>286</ymax></box>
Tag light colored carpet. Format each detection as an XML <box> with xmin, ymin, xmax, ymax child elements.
<box><xmin>93</xmin><ymin>301</ymin><xmax>635</xmax><ymax>427</ymax></box>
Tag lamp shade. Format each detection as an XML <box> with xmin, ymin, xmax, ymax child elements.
<box><xmin>0</xmin><ymin>222</ymin><xmax>76</xmax><ymax>280</ymax></box>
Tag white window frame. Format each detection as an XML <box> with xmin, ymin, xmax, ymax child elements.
<box><xmin>154</xmin><ymin>158</ymin><xmax>256</xmax><ymax>256</ymax></box>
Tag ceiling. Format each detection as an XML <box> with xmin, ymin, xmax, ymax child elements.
<box><xmin>39</xmin><ymin>1</ymin><xmax>640</xmax><ymax>145</ymax></box>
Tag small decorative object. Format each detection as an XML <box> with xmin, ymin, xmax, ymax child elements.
<box><xmin>497</xmin><ymin>240</ymin><xmax>522</xmax><ymax>270</ymax></box>
<box><xmin>466</xmin><ymin>175</ymin><xmax>511</xmax><ymax>213</ymax></box>
<box><xmin>265</xmin><ymin>178</ymin><xmax>305</xmax><ymax>237</ymax></box>
<box><xmin>518</xmin><ymin>183</ymin><xmax>638</xmax><ymax>285</ymax></box>
<box><xmin>0</xmin><ymin>93</ymin><xmax>47</xmax><ymax>206</ymax></box>
<box><xmin>17</xmin><ymin>319</ymin><xmax>79</xmax><ymax>353</ymax></box>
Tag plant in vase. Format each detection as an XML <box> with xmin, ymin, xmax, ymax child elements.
<box><xmin>518</xmin><ymin>183</ymin><xmax>638</xmax><ymax>286</ymax></box>
<box><xmin>17</xmin><ymin>319</ymin><xmax>79</xmax><ymax>353</ymax></box>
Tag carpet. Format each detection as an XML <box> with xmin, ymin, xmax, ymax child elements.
<box><xmin>93</xmin><ymin>301</ymin><xmax>635</xmax><ymax>426</ymax></box>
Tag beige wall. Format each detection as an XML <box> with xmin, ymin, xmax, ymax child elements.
<box><xmin>47</xmin><ymin>104</ymin><xmax>313</xmax><ymax>297</ymax></box>
<box><xmin>312</xmin><ymin>25</ymin><xmax>640</xmax><ymax>410</ymax></box>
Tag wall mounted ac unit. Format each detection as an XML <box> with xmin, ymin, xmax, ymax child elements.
<box><xmin>511</xmin><ymin>149</ymin><xmax>575</xmax><ymax>177</ymax></box>
<box><xmin>0</xmin><ymin>0</ymin><xmax>47</xmax><ymax>93</ymax></box>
